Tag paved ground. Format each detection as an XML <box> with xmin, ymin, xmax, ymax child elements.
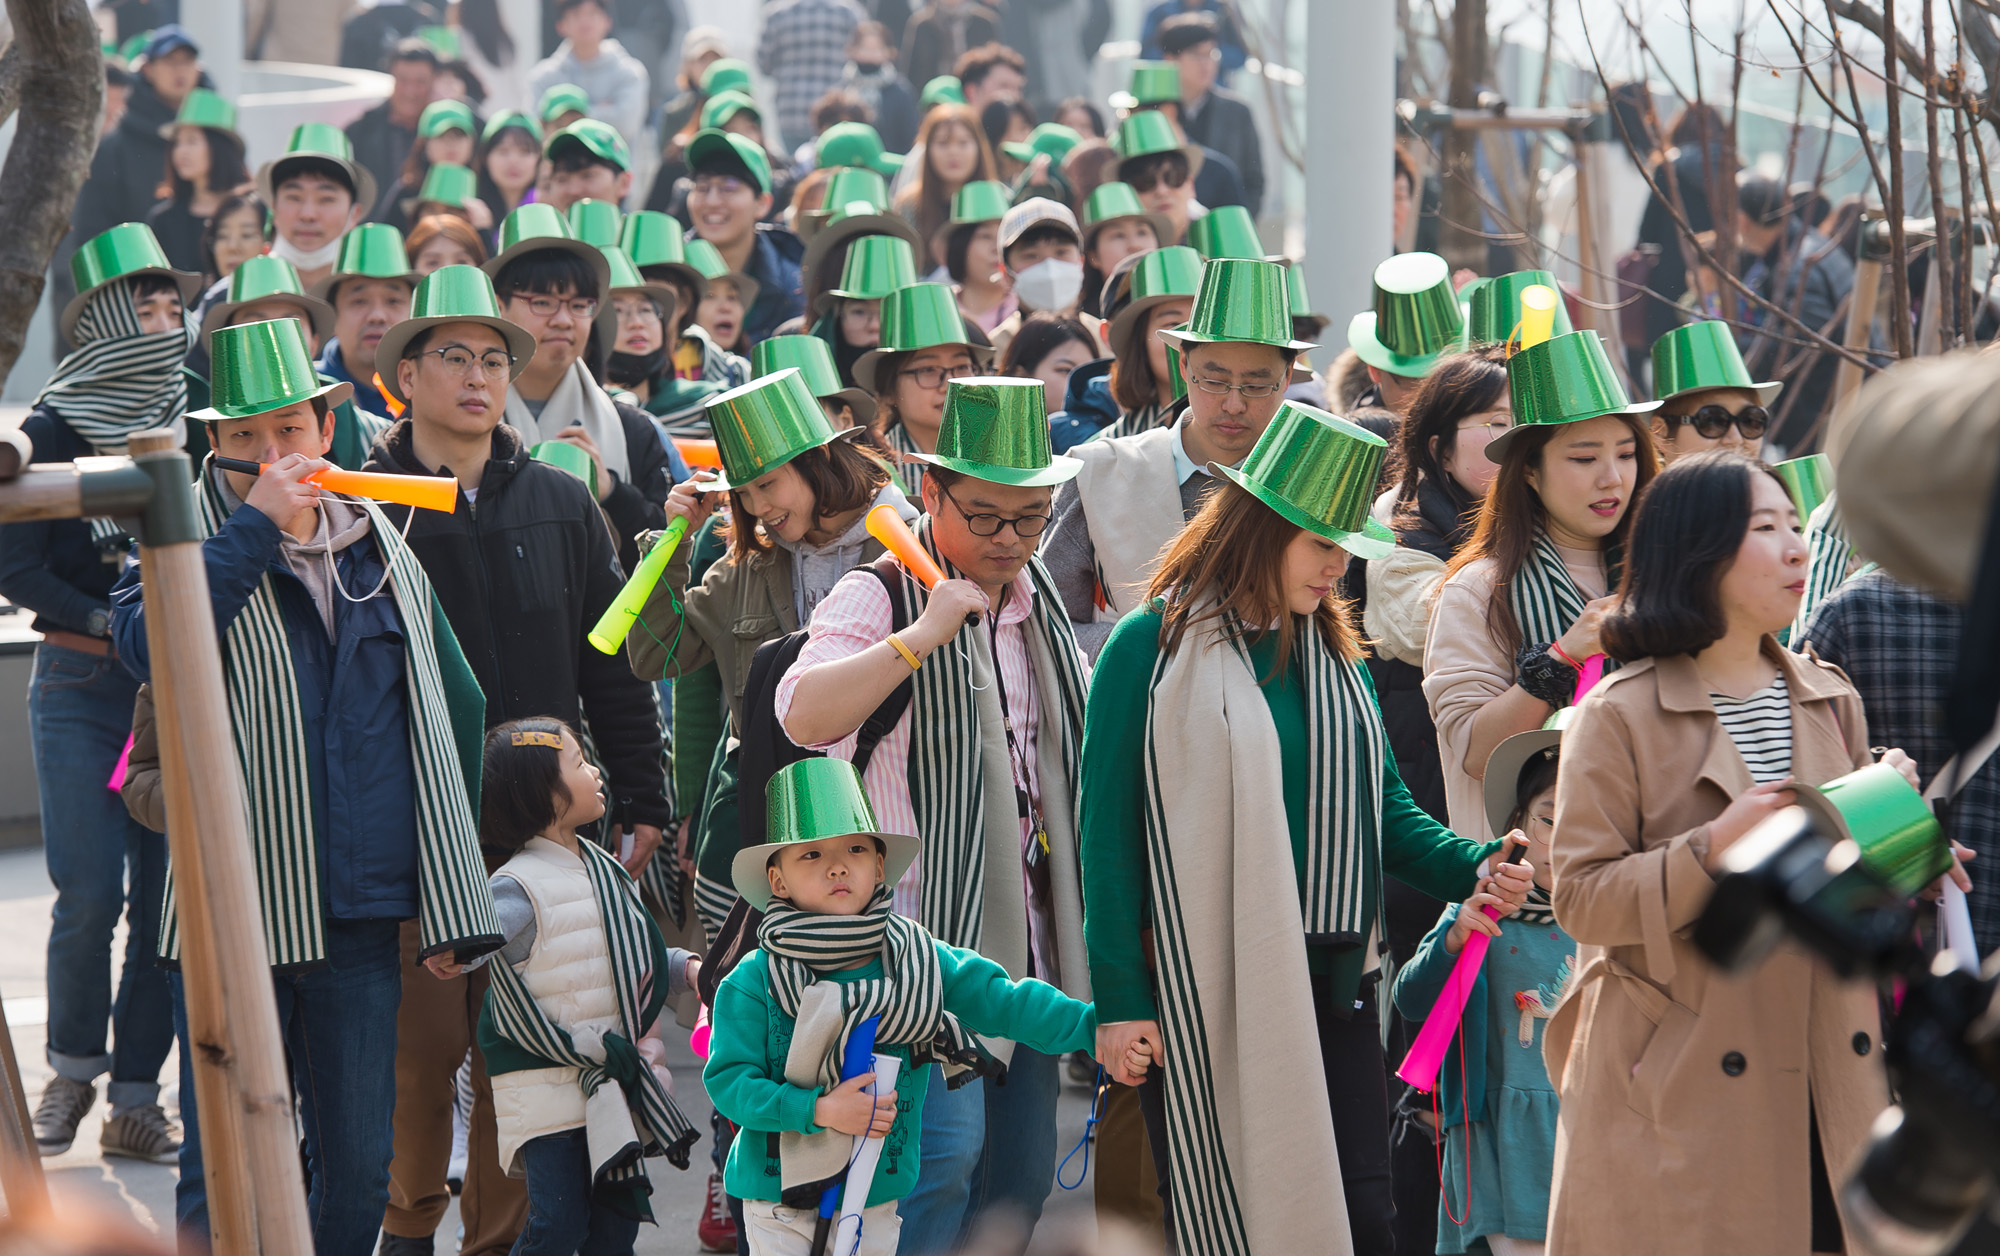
<box><xmin>0</xmin><ymin>846</ymin><xmax>1104</xmax><ymax>1251</ymax></box>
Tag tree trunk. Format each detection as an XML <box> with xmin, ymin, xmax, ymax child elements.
<box><xmin>0</xmin><ymin>0</ymin><xmax>102</xmax><ymax>393</ymax></box>
<box><xmin>1438</xmin><ymin>0</ymin><xmax>1489</xmax><ymax>273</ymax></box>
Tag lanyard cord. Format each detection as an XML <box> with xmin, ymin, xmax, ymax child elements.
<box><xmin>981</xmin><ymin>612</ymin><xmax>1041</xmax><ymax>828</ymax></box>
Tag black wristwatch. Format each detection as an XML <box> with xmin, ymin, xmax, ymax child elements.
<box><xmin>1516</xmin><ymin>643</ymin><xmax>1578</xmax><ymax>707</ymax></box>
<box><xmin>86</xmin><ymin>607</ymin><xmax>111</xmax><ymax>639</ymax></box>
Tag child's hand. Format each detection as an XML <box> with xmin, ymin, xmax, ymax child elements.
<box><xmin>1123</xmin><ymin>1038</ymin><xmax>1154</xmax><ymax>1080</ymax></box>
<box><xmin>815</xmin><ymin>1073</ymin><xmax>897</xmax><ymax>1139</ymax></box>
<box><xmin>423</xmin><ymin>953</ymin><xmax>465</xmax><ymax>979</ymax></box>
<box><xmin>1486</xmin><ymin>832</ymin><xmax>1536</xmax><ymax>910</ymax></box>
<box><xmin>1445</xmin><ymin>892</ymin><xmax>1513</xmax><ymax>955</ymax></box>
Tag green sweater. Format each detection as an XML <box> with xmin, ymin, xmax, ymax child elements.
<box><xmin>704</xmin><ymin>942</ymin><xmax>1098</xmax><ymax>1207</ymax></box>
<box><xmin>1079</xmin><ymin>607</ymin><xmax>1499</xmax><ymax>1022</ymax></box>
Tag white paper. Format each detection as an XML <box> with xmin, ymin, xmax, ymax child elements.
<box><xmin>1940</xmin><ymin>879</ymin><xmax>1980</xmax><ymax>974</ymax></box>
<box><xmin>832</xmin><ymin>1053</ymin><xmax>902</xmax><ymax>1256</ymax></box>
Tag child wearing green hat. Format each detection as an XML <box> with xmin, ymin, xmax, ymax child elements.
<box><xmin>705</xmin><ymin>757</ymin><xmax>1100</xmax><ymax>1256</ymax></box>
<box><xmin>372</xmin><ymin>99</ymin><xmax>481</xmax><ymax>233</ymax></box>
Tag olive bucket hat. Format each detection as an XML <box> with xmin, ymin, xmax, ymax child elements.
<box><xmin>372</xmin><ymin>264</ymin><xmax>537</xmax><ymax>404</ymax></box>
<box><xmin>1486</xmin><ymin>330</ymin><xmax>1661</xmax><ymax>462</ymax></box>
<box><xmin>62</xmin><ymin>222</ymin><xmax>202</xmax><ymax>342</ymax></box>
<box><xmin>190</xmin><ymin>317</ymin><xmax>352</xmax><ymax>424</ymax></box>
<box><xmin>699</xmin><ymin>367</ymin><xmax>843</xmax><ymax>492</ymax></box>
<box><xmin>732</xmin><ymin>758</ymin><xmax>919</xmax><ymax>911</ymax></box>
<box><xmin>1650</xmin><ymin>319</ymin><xmax>1783</xmax><ymax>407</ymax></box>
<box><xmin>1346</xmin><ymin>251</ymin><xmax>1467</xmax><ymax>378</ymax></box>
<box><xmin>1211</xmin><ymin>401</ymin><xmax>1397</xmax><ymax>560</ymax></box>
<box><xmin>903</xmin><ymin>376</ymin><xmax>1082</xmax><ymax>487</ymax></box>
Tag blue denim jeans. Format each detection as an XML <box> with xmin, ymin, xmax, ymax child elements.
<box><xmin>171</xmin><ymin>917</ymin><xmax>401</xmax><ymax>1256</ymax></box>
<box><xmin>27</xmin><ymin>642</ymin><xmax>174</xmax><ymax>1108</ymax></box>
<box><xmin>511</xmin><ymin>1128</ymin><xmax>641</xmax><ymax>1256</ymax></box>
<box><xmin>894</xmin><ymin>1046</ymin><xmax>1061</xmax><ymax>1256</ymax></box>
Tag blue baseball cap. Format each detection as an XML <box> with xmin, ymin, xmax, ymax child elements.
<box><xmin>144</xmin><ymin>25</ymin><xmax>199</xmax><ymax>60</ymax></box>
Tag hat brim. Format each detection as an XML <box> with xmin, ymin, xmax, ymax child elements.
<box><xmin>855</xmin><ymin>341</ymin><xmax>997</xmax><ymax>396</ymax></box>
<box><xmin>1157</xmin><ymin>325</ymin><xmax>1318</xmax><ymax>356</ymax></box>
<box><xmin>1211</xmin><ymin>461</ymin><xmax>1397</xmax><ymax>559</ymax></box>
<box><xmin>828</xmin><ymin>387</ymin><xmax>877</xmax><ymax>427</ymax></box>
<box><xmin>690</xmin><ymin>423</ymin><xmax>851</xmax><ymax>493</ymax></box>
<box><xmin>701</xmin><ymin>268</ymin><xmax>761</xmax><ymax>315</ymax></box>
<box><xmin>372</xmin><ymin>313</ymin><xmax>538</xmax><ymax>405</ymax></box>
<box><xmin>188</xmin><ymin>375</ymin><xmax>354</xmax><ymax>425</ymax></box>
<box><xmin>1655</xmin><ymin>379</ymin><xmax>1785</xmax><ymax>408</ymax></box>
<box><xmin>609</xmin><ymin>278</ymin><xmax>684</xmax><ymax>334</ymax></box>
<box><xmin>1082</xmin><ymin>211</ymin><xmax>1178</xmax><ymax>258</ymax></box>
<box><xmin>310</xmin><ymin>270</ymin><xmax>420</xmax><ymax>303</ymax></box>
<box><xmin>201</xmin><ymin>293</ymin><xmax>338</xmax><ymax>356</ymax></box>
<box><xmin>687</xmin><ymin>131</ymin><xmax>770</xmax><ymax>196</ymax></box>
<box><xmin>61</xmin><ymin>265</ymin><xmax>207</xmax><ymax>343</ymax></box>
<box><xmin>801</xmin><ymin>214</ymin><xmax>925</xmax><ymax>305</ymax></box>
<box><xmin>1116</xmin><ymin>143</ymin><xmax>1204</xmax><ymax>187</ymax></box>
<box><xmin>482</xmin><ymin>235</ymin><xmax>614</xmax><ymax>293</ymax></box>
<box><xmin>256</xmin><ymin>156</ymin><xmax>378</xmax><ymax>228</ymax></box>
<box><xmin>1345</xmin><ymin>312</ymin><xmax>1464</xmax><ymax>379</ymax></box>
<box><xmin>731</xmin><ymin>829</ymin><xmax>921</xmax><ymax>910</ymax></box>
<box><xmin>1483</xmin><ymin>401</ymin><xmax>1663</xmax><ymax>464</ymax></box>
<box><xmin>903</xmin><ymin>449</ymin><xmax>1082</xmax><ymax>487</ymax></box>
<box><xmin>1482</xmin><ymin>726</ymin><xmax>1566</xmax><ymax>839</ymax></box>
<box><xmin>1108</xmin><ymin>291</ymin><xmax>1196</xmax><ymax>361</ymax></box>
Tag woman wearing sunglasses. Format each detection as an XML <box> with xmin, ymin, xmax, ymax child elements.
<box><xmin>854</xmin><ymin>281</ymin><xmax>994</xmax><ymax>503</ymax></box>
<box><xmin>1647</xmin><ymin>320</ymin><xmax>1783</xmax><ymax>462</ymax></box>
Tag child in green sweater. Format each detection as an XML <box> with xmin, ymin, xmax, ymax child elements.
<box><xmin>704</xmin><ymin>758</ymin><xmax>1100</xmax><ymax>1256</ymax></box>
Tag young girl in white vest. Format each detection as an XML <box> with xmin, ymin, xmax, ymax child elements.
<box><xmin>461</xmin><ymin>717</ymin><xmax>703</xmax><ymax>1255</ymax></box>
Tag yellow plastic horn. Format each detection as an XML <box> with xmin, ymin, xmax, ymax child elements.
<box><xmin>1516</xmin><ymin>284</ymin><xmax>1559</xmax><ymax>351</ymax></box>
<box><xmin>587</xmin><ymin>516</ymin><xmax>690</xmax><ymax>654</ymax></box>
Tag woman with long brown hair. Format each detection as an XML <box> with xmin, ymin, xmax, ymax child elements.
<box><xmin>1080</xmin><ymin>403</ymin><xmax>1529</xmax><ymax>1256</ymax></box>
<box><xmin>894</xmin><ymin>104</ymin><xmax>997</xmax><ymax>254</ymax></box>
<box><xmin>1423</xmin><ymin>332</ymin><xmax>1661</xmax><ymax>848</ymax></box>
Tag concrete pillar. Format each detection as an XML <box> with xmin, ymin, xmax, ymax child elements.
<box><xmin>182</xmin><ymin>0</ymin><xmax>245</xmax><ymax>101</ymax></box>
<box><xmin>1304</xmin><ymin>0</ymin><xmax>1395</xmax><ymax>353</ymax></box>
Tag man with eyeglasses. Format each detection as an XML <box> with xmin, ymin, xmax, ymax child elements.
<box><xmin>854</xmin><ymin>281</ymin><xmax>995</xmax><ymax>501</ymax></box>
<box><xmin>1647</xmin><ymin>318</ymin><xmax>1782</xmax><ymax>463</ymax></box>
<box><xmin>778</xmin><ymin>376</ymin><xmax>1094</xmax><ymax>1256</ymax></box>
<box><xmin>684</xmin><ymin>128</ymin><xmax>806</xmax><ymax>343</ymax></box>
<box><xmin>1044</xmin><ymin>256</ymin><xmax>1308</xmax><ymax>659</ymax></box>
<box><xmin>361</xmin><ymin>265</ymin><xmax>674</xmax><ymax>1256</ymax></box>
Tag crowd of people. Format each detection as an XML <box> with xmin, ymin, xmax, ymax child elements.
<box><xmin>0</xmin><ymin>4</ymin><xmax>1990</xmax><ymax>1256</ymax></box>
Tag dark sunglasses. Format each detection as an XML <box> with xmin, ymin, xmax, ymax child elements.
<box><xmin>1664</xmin><ymin>404</ymin><xmax>1769</xmax><ymax>440</ymax></box>
<box><xmin>1127</xmin><ymin>165</ymin><xmax>1188</xmax><ymax>195</ymax></box>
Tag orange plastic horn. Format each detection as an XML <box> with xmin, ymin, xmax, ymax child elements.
<box><xmin>866</xmin><ymin>505</ymin><xmax>977</xmax><ymax>625</ymax></box>
<box><xmin>674</xmin><ymin>438</ymin><xmax>722</xmax><ymax>469</ymax></box>
<box><xmin>307</xmin><ymin>466</ymin><xmax>458</xmax><ymax>513</ymax></box>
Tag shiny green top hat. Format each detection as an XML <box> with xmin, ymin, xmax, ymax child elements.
<box><xmin>191</xmin><ymin>317</ymin><xmax>352</xmax><ymax>424</ymax></box>
<box><xmin>62</xmin><ymin>223</ymin><xmax>202</xmax><ymax>341</ymax></box>
<box><xmin>700</xmin><ymin>89</ymin><xmax>761</xmax><ymax>132</ymax></box>
<box><xmin>816</xmin><ymin>121</ymin><xmax>902</xmax><ymax>177</ymax></box>
<box><xmin>1107</xmin><ymin>244</ymin><xmax>1202</xmax><ymax>360</ymax></box>
<box><xmin>1212</xmin><ymin>402</ymin><xmax>1396</xmax><ymax>560</ymax></box>
<box><xmin>1158</xmin><ymin>257</ymin><xmax>1317</xmax><ymax>355</ymax></box>
<box><xmin>1482</xmin><ymin>707</ymin><xmax>1578</xmax><ymax>838</ymax></box>
<box><xmin>920</xmin><ymin>75</ymin><xmax>964</xmax><ymax>107</ymax></box>
<box><xmin>1112</xmin><ymin>61</ymin><xmax>1181</xmax><ymax>110</ymax></box>
<box><xmin>1468</xmin><ymin>269</ymin><xmax>1575</xmax><ymax>347</ymax></box>
<box><xmin>1790</xmin><ymin>763</ymin><xmax>1952</xmax><ymax>897</ymax></box>
<box><xmin>1487</xmin><ymin>330</ymin><xmax>1660</xmax><ymax>462</ymax></box>
<box><xmin>566</xmin><ymin>198</ymin><xmax>623</xmax><ymax>249</ymax></box>
<box><xmin>159</xmin><ymin>87</ymin><xmax>240</xmax><ymax>146</ymax></box>
<box><xmin>1650</xmin><ymin>318</ymin><xmax>1782</xmax><ymax>406</ymax></box>
<box><xmin>820</xmin><ymin>167</ymin><xmax>891</xmax><ymax>215</ymax></box>
<box><xmin>1081</xmin><ymin>182</ymin><xmax>1172</xmax><ymax>255</ymax></box>
<box><xmin>854</xmin><ymin>282</ymin><xmax>994</xmax><ymax>393</ymax></box>
<box><xmin>815</xmin><ymin>235</ymin><xmax>918</xmax><ymax>314</ymax></box>
<box><xmin>732</xmin><ymin>758</ymin><xmax>918</xmax><ymax>910</ymax></box>
<box><xmin>1346</xmin><ymin>252</ymin><xmax>1466</xmax><ymax>378</ymax></box>
<box><xmin>257</xmin><ymin>122</ymin><xmax>377</xmax><ymax>219</ymax></box>
<box><xmin>413</xmin><ymin>162</ymin><xmax>476</xmax><ymax>210</ymax></box>
<box><xmin>1002</xmin><ymin>122</ymin><xmax>1081</xmax><ymax>167</ymax></box>
<box><xmin>905</xmin><ymin>376</ymin><xmax>1081</xmax><ymax>487</ymax></box>
<box><xmin>484</xmin><ymin>202</ymin><xmax>613</xmax><ymax>292</ymax></box>
<box><xmin>1773</xmin><ymin>453</ymin><xmax>1832</xmax><ymax>525</ymax></box>
<box><xmin>752</xmin><ymin>335</ymin><xmax>876</xmax><ymax>426</ymax></box>
<box><xmin>687</xmin><ymin>128</ymin><xmax>772</xmax><ymax>196</ymax></box>
<box><xmin>415</xmin><ymin>23</ymin><xmax>461</xmax><ymax>59</ymax></box>
<box><xmin>546</xmin><ymin>119</ymin><xmax>630</xmax><ymax>172</ymax></box>
<box><xmin>700</xmin><ymin>367</ymin><xmax>842</xmax><ymax>492</ymax></box>
<box><xmin>201</xmin><ymin>254</ymin><xmax>335</xmax><ymax>354</ymax></box>
<box><xmin>949</xmin><ymin>180</ymin><xmax>1011</xmax><ymax>227</ymax></box>
<box><xmin>311</xmin><ymin>223</ymin><xmax>417</xmax><ymax>302</ymax></box>
<box><xmin>800</xmin><ymin>177</ymin><xmax>923</xmax><ymax>307</ymax></box>
<box><xmin>700</xmin><ymin>58</ymin><xmax>752</xmax><ymax>97</ymax></box>
<box><xmin>604</xmin><ymin>246</ymin><xmax>681</xmax><ymax>334</ymax></box>
<box><xmin>372</xmin><ymin>264</ymin><xmax>537</xmax><ymax>405</ymax></box>
<box><xmin>483</xmin><ymin>109</ymin><xmax>541</xmax><ymax>145</ymax></box>
<box><xmin>538</xmin><ymin>83</ymin><xmax>590</xmax><ymax>123</ymax></box>
<box><xmin>685</xmin><ymin>237</ymin><xmax>762</xmax><ymax>309</ymax></box>
<box><xmin>1186</xmin><ymin>204</ymin><xmax>1262</xmax><ymax>261</ymax></box>
<box><xmin>619</xmin><ymin>210</ymin><xmax>705</xmax><ymax>301</ymax></box>
<box><xmin>1114</xmin><ymin>109</ymin><xmax>1191</xmax><ymax>164</ymax></box>
<box><xmin>1286</xmin><ymin>263</ymin><xmax>1319</xmax><ymax>319</ymax></box>
<box><xmin>418</xmin><ymin>98</ymin><xmax>477</xmax><ymax>140</ymax></box>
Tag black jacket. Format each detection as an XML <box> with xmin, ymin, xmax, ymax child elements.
<box><xmin>602</xmin><ymin>399</ymin><xmax>675</xmax><ymax>576</ymax></box>
<box><xmin>345</xmin><ymin>99</ymin><xmax>418</xmax><ymax>211</ymax></box>
<box><xmin>0</xmin><ymin>407</ymin><xmax>127</xmax><ymax>637</ymax></box>
<box><xmin>70</xmin><ymin>77</ymin><xmax>180</xmax><ymax>251</ymax></box>
<box><xmin>1181</xmin><ymin>87</ymin><xmax>1264</xmax><ymax>216</ymax></box>
<box><xmin>363</xmin><ymin>419</ymin><xmax>671</xmax><ymax>828</ymax></box>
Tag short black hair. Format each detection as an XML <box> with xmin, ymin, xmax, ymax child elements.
<box><xmin>479</xmin><ymin>717</ymin><xmax>578</xmax><ymax>866</ymax></box>
<box><xmin>550</xmin><ymin>146</ymin><xmax>619</xmax><ymax>177</ymax></box>
<box><xmin>128</xmin><ymin>274</ymin><xmax>181</xmax><ymax>302</ymax></box>
<box><xmin>554</xmin><ymin>0</ymin><xmax>609</xmax><ymax>15</ymax></box>
<box><xmin>388</xmin><ymin>38</ymin><xmax>440</xmax><ymax>71</ymax></box>
<box><xmin>945</xmin><ymin>220</ymin><xmax>987</xmax><ymax>283</ymax></box>
<box><xmin>953</xmin><ymin>42</ymin><xmax>1025</xmax><ymax>91</ymax></box>
<box><xmin>1737</xmin><ymin>175</ymin><xmax>1790</xmax><ymax>227</ymax></box>
<box><xmin>1157</xmin><ymin>12</ymin><xmax>1221</xmax><ymax>57</ymax></box>
<box><xmin>493</xmin><ymin>250</ymin><xmax>601</xmax><ymax>302</ymax></box>
<box><xmin>273</xmin><ymin>156</ymin><xmax>357</xmax><ymax>203</ymax></box>
<box><xmin>1005</xmin><ymin>223</ymin><xmax>1078</xmax><ymax>264</ymax></box>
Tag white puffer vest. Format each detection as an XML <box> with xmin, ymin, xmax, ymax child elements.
<box><xmin>489</xmin><ymin>838</ymin><xmax>624</xmax><ymax>1174</ymax></box>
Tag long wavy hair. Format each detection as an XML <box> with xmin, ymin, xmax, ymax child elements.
<box><xmin>893</xmin><ymin>105</ymin><xmax>996</xmax><ymax>251</ymax></box>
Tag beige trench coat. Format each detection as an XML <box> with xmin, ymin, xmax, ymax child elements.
<box><xmin>1544</xmin><ymin>644</ymin><xmax>1888</xmax><ymax>1255</ymax></box>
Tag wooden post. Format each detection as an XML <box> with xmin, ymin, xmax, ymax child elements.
<box><xmin>1835</xmin><ymin>257</ymin><xmax>1883</xmax><ymax>410</ymax></box>
<box><xmin>1572</xmin><ymin>128</ymin><xmax>1631</xmax><ymax>392</ymax></box>
<box><xmin>127</xmin><ymin>431</ymin><xmax>313</xmax><ymax>1256</ymax></box>
<box><xmin>0</xmin><ymin>972</ymin><xmax>48</xmax><ymax>1217</ymax></box>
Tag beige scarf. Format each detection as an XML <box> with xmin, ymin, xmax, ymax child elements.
<box><xmin>1068</xmin><ymin>426</ymin><xmax>1184</xmax><ymax>621</ymax></box>
<box><xmin>505</xmin><ymin>360</ymin><xmax>631</xmax><ymax>481</ymax></box>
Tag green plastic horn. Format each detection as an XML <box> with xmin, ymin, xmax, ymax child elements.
<box><xmin>587</xmin><ymin>516</ymin><xmax>690</xmax><ymax>654</ymax></box>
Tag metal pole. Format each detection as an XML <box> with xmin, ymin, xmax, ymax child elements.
<box><xmin>180</xmin><ymin>0</ymin><xmax>244</xmax><ymax>100</ymax></box>
<box><xmin>1306</xmin><ymin>0</ymin><xmax>1395</xmax><ymax>358</ymax></box>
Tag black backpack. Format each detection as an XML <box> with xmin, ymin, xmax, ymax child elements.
<box><xmin>695</xmin><ymin>560</ymin><xmax>913</xmax><ymax>1007</ymax></box>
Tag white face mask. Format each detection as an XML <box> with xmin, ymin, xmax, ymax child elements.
<box><xmin>1013</xmin><ymin>257</ymin><xmax>1084</xmax><ymax>313</ymax></box>
<box><xmin>270</xmin><ymin>231</ymin><xmax>346</xmax><ymax>273</ymax></box>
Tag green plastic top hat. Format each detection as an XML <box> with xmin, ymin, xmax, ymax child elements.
<box><xmin>800</xmin><ymin>180</ymin><xmax>923</xmax><ymax>306</ymax></box>
<box><xmin>1107</xmin><ymin>244</ymin><xmax>1203</xmax><ymax>360</ymax></box>
<box><xmin>538</xmin><ymin>83</ymin><xmax>590</xmax><ymax>123</ymax></box>
<box><xmin>191</xmin><ymin>317</ymin><xmax>352</xmax><ymax>424</ymax></box>
<box><xmin>1467</xmin><ymin>269</ymin><xmax>1575</xmax><ymax>347</ymax></box>
<box><xmin>1651</xmin><ymin>319</ymin><xmax>1782</xmax><ymax>406</ymax></box>
<box><xmin>1114</xmin><ymin>109</ymin><xmax>1187</xmax><ymax>163</ymax></box>
<box><xmin>752</xmin><ymin>334</ymin><xmax>876</xmax><ymax>425</ymax></box>
<box><xmin>1002</xmin><ymin>122</ymin><xmax>1081</xmax><ymax>166</ymax></box>
<box><xmin>159</xmin><ymin>87</ymin><xmax>239</xmax><ymax>144</ymax></box>
<box><xmin>949</xmin><ymin>180</ymin><xmax>1012</xmax><ymax>227</ymax></box>
<box><xmin>1790</xmin><ymin>763</ymin><xmax>1952</xmax><ymax>897</ymax></box>
<box><xmin>820</xmin><ymin>167</ymin><xmax>892</xmax><ymax>216</ymax></box>
<box><xmin>1482</xmin><ymin>706</ymin><xmax>1579</xmax><ymax>838</ymax></box>
<box><xmin>1159</xmin><ymin>257</ymin><xmax>1316</xmax><ymax>355</ymax></box>
<box><xmin>905</xmin><ymin>377</ymin><xmax>1081</xmax><ymax>487</ymax></box>
<box><xmin>604</xmin><ymin>246</ymin><xmax>681</xmax><ymax>331</ymax></box>
<box><xmin>1115</xmin><ymin>61</ymin><xmax>1181</xmax><ymax>109</ymax></box>
<box><xmin>816</xmin><ymin>234</ymin><xmax>918</xmax><ymax>314</ymax></box>
<box><xmin>311</xmin><ymin>222</ymin><xmax>417</xmax><ymax>302</ymax></box>
<box><xmin>1186</xmin><ymin>204</ymin><xmax>1262</xmax><ymax>261</ymax></box>
<box><xmin>854</xmin><ymin>282</ymin><xmax>994</xmax><ymax>392</ymax></box>
<box><xmin>732</xmin><ymin>758</ymin><xmax>919</xmax><ymax>910</ymax></box>
<box><xmin>413</xmin><ymin>162</ymin><xmax>476</xmax><ymax>209</ymax></box>
<box><xmin>619</xmin><ymin>210</ymin><xmax>705</xmax><ymax>300</ymax></box>
<box><xmin>701</xmin><ymin>89</ymin><xmax>761</xmax><ymax>132</ymax></box>
<box><xmin>920</xmin><ymin>75</ymin><xmax>965</xmax><ymax>107</ymax></box>
<box><xmin>1286</xmin><ymin>263</ymin><xmax>1317</xmax><ymax>319</ymax></box>
<box><xmin>373</xmin><ymin>264</ymin><xmax>537</xmax><ymax>405</ymax></box>
<box><xmin>546</xmin><ymin>118</ymin><xmax>630</xmax><ymax>172</ymax></box>
<box><xmin>816</xmin><ymin>121</ymin><xmax>902</xmax><ymax>177</ymax></box>
<box><xmin>684</xmin><ymin>237</ymin><xmax>762</xmax><ymax>310</ymax></box>
<box><xmin>415</xmin><ymin>23</ymin><xmax>460</xmax><ymax>59</ymax></box>
<box><xmin>1488</xmin><ymin>330</ymin><xmax>1660</xmax><ymax>462</ymax></box>
<box><xmin>566</xmin><ymin>198</ymin><xmax>623</xmax><ymax>249</ymax></box>
<box><xmin>700</xmin><ymin>367</ymin><xmax>842</xmax><ymax>491</ymax></box>
<box><xmin>1346</xmin><ymin>252</ymin><xmax>1466</xmax><ymax>378</ymax></box>
<box><xmin>687</xmin><ymin>128</ymin><xmax>772</xmax><ymax>196</ymax></box>
<box><xmin>418</xmin><ymin>98</ymin><xmax>477</xmax><ymax>140</ymax></box>
<box><xmin>1773</xmin><ymin>453</ymin><xmax>1832</xmax><ymax>525</ymax></box>
<box><xmin>201</xmin><ymin>254</ymin><xmax>335</xmax><ymax>354</ymax></box>
<box><xmin>483</xmin><ymin>202</ymin><xmax>612</xmax><ymax>292</ymax></box>
<box><xmin>62</xmin><ymin>223</ymin><xmax>202</xmax><ymax>341</ymax></box>
<box><xmin>482</xmin><ymin>109</ymin><xmax>541</xmax><ymax>146</ymax></box>
<box><xmin>1212</xmin><ymin>402</ymin><xmax>1396</xmax><ymax>560</ymax></box>
<box><xmin>1081</xmin><ymin>182</ymin><xmax>1172</xmax><ymax>255</ymax></box>
<box><xmin>700</xmin><ymin>58</ymin><xmax>752</xmax><ymax>97</ymax></box>
<box><xmin>257</xmin><ymin>122</ymin><xmax>376</xmax><ymax>218</ymax></box>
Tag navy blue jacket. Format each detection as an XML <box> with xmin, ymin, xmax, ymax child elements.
<box><xmin>319</xmin><ymin>338</ymin><xmax>392</xmax><ymax>421</ymax></box>
<box><xmin>695</xmin><ymin>223</ymin><xmax>806</xmax><ymax>346</ymax></box>
<box><xmin>1048</xmin><ymin>359</ymin><xmax>1118</xmax><ymax>453</ymax></box>
<box><xmin>0</xmin><ymin>406</ymin><xmax>127</xmax><ymax>637</ymax></box>
<box><xmin>110</xmin><ymin>497</ymin><xmax>422</xmax><ymax>921</ymax></box>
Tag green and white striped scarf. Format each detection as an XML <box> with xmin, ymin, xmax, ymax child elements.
<box><xmin>884</xmin><ymin>422</ymin><xmax>928</xmax><ymax>502</ymax></box>
<box><xmin>1510</xmin><ymin>531</ymin><xmax>1592</xmax><ymax>652</ymax></box>
<box><xmin>1792</xmin><ymin>494</ymin><xmax>1862</xmax><ymax>642</ymax></box>
<box><xmin>164</xmin><ymin>467</ymin><xmax>501</xmax><ymax>969</ymax></box>
<box><xmin>484</xmin><ymin>839</ymin><xmax>699</xmax><ymax>1212</ymax></box>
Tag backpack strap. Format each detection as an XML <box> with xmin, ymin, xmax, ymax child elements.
<box><xmin>851</xmin><ymin>559</ymin><xmax>915</xmax><ymax>776</ymax></box>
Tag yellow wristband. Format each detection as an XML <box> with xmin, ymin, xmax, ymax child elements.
<box><xmin>886</xmin><ymin>632</ymin><xmax>921</xmax><ymax>671</ymax></box>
